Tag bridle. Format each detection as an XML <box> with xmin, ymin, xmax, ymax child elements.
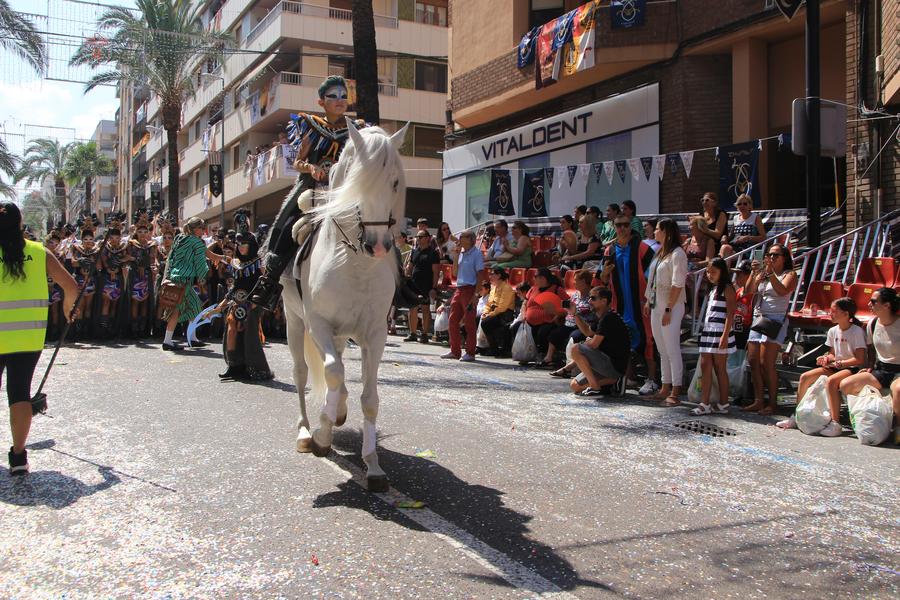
<box><xmin>332</xmin><ymin>209</ymin><xmax>395</xmax><ymax>255</ymax></box>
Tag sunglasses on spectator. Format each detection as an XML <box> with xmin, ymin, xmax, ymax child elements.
<box><xmin>766</xmin><ymin>252</ymin><xmax>782</xmax><ymax>258</ymax></box>
<box><xmin>615</xmin><ymin>222</ymin><xmax>631</xmax><ymax>228</ymax></box>
<box><xmin>416</xmin><ymin>234</ymin><xmax>429</xmax><ymax>238</ymax></box>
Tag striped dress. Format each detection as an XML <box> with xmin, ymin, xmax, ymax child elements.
<box><xmin>699</xmin><ymin>288</ymin><xmax>736</xmax><ymax>355</ymax></box>
<box><xmin>165</xmin><ymin>234</ymin><xmax>210</xmax><ymax>323</ymax></box>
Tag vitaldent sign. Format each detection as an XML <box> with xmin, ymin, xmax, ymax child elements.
<box><xmin>443</xmin><ymin>83</ymin><xmax>659</xmax><ymax>179</ymax></box>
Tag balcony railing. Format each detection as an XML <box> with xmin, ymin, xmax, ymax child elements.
<box><xmin>279</xmin><ymin>71</ymin><xmax>398</xmax><ymax>97</ymax></box>
<box><xmin>245</xmin><ymin>0</ymin><xmax>398</xmax><ymax>45</ymax></box>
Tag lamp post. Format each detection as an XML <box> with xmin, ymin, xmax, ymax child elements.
<box><xmin>200</xmin><ymin>72</ymin><xmax>227</xmax><ymax>230</ymax></box>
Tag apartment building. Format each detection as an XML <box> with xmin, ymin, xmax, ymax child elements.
<box><xmin>443</xmin><ymin>0</ymin><xmax>861</xmax><ymax>232</ymax></box>
<box><xmin>90</xmin><ymin>119</ymin><xmax>118</xmax><ymax>215</ymax></box>
<box><xmin>126</xmin><ymin>0</ymin><xmax>448</xmax><ymax>230</ymax></box>
<box><xmin>115</xmin><ymin>80</ymin><xmax>153</xmax><ymax>220</ymax></box>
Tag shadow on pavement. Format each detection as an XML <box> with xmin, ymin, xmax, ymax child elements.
<box><xmin>313</xmin><ymin>429</ymin><xmax>618</xmax><ymax>596</ymax></box>
<box><xmin>0</xmin><ymin>465</ymin><xmax>120</xmax><ymax>509</ymax></box>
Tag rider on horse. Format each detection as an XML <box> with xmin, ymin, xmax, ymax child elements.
<box><xmin>250</xmin><ymin>75</ymin><xmax>365</xmax><ymax>311</ymax></box>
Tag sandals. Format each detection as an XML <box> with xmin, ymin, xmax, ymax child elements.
<box><xmin>661</xmin><ymin>395</ymin><xmax>681</xmax><ymax>407</ymax></box>
<box><xmin>714</xmin><ymin>403</ymin><xmax>731</xmax><ymax>414</ymax></box>
<box><xmin>580</xmin><ymin>387</ymin><xmax>604</xmax><ymax>397</ymax></box>
<box><xmin>691</xmin><ymin>403</ymin><xmax>713</xmax><ymax>415</ymax></box>
<box><xmin>549</xmin><ymin>368</ymin><xmax>571</xmax><ymax>378</ymax></box>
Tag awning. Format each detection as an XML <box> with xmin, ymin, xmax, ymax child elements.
<box><xmin>239</xmin><ymin>54</ymin><xmax>278</xmax><ymax>93</ymax></box>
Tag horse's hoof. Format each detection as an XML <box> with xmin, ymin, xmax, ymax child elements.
<box><xmin>310</xmin><ymin>438</ymin><xmax>331</xmax><ymax>457</ymax></box>
<box><xmin>366</xmin><ymin>475</ymin><xmax>389</xmax><ymax>493</ymax></box>
<box><xmin>335</xmin><ymin>412</ymin><xmax>347</xmax><ymax>427</ymax></box>
<box><xmin>297</xmin><ymin>438</ymin><xmax>313</xmax><ymax>453</ymax></box>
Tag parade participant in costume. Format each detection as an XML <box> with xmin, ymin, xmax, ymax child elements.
<box><xmin>127</xmin><ymin>224</ymin><xmax>157</xmax><ymax>337</ymax></box>
<box><xmin>161</xmin><ymin>217</ymin><xmax>224</xmax><ymax>351</ymax></box>
<box><xmin>69</xmin><ymin>229</ymin><xmax>100</xmax><ymax>339</ymax></box>
<box><xmin>218</xmin><ymin>232</ymin><xmax>273</xmax><ymax>380</ymax></box>
<box><xmin>98</xmin><ymin>227</ymin><xmax>133</xmax><ymax>336</ymax></box>
<box><xmin>154</xmin><ymin>229</ymin><xmax>175</xmax><ymax>333</ymax></box>
<box><xmin>250</xmin><ymin>75</ymin><xmax>365</xmax><ymax>310</ymax></box>
<box><xmin>44</xmin><ymin>234</ymin><xmax>65</xmax><ymax>341</ymax></box>
<box><xmin>1</xmin><ymin>201</ymin><xmax>79</xmax><ymax>475</ymax></box>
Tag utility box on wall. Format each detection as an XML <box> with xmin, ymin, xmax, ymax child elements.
<box><xmin>791</xmin><ymin>99</ymin><xmax>848</xmax><ymax>158</ymax></box>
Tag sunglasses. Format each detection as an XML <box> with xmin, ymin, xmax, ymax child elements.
<box><xmin>615</xmin><ymin>223</ymin><xmax>631</xmax><ymax>228</ymax></box>
<box><xmin>416</xmin><ymin>234</ymin><xmax>429</xmax><ymax>238</ymax></box>
<box><xmin>766</xmin><ymin>253</ymin><xmax>782</xmax><ymax>258</ymax></box>
<box><xmin>324</xmin><ymin>93</ymin><xmax>348</xmax><ymax>100</ymax></box>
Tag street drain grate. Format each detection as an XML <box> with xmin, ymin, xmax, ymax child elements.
<box><xmin>672</xmin><ymin>419</ymin><xmax>738</xmax><ymax>437</ymax></box>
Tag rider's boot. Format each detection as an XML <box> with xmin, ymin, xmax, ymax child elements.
<box><xmin>249</xmin><ymin>255</ymin><xmax>287</xmax><ymax>312</ymax></box>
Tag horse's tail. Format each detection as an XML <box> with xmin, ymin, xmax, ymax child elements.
<box><xmin>303</xmin><ymin>330</ymin><xmax>327</xmax><ymax>404</ymax></box>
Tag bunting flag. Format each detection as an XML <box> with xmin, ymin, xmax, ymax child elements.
<box><xmin>517</xmin><ymin>25</ymin><xmax>541</xmax><ymax>68</ymax></box>
<box><xmin>579</xmin><ymin>163</ymin><xmax>591</xmax><ymax>179</ymax></box>
<box><xmin>679</xmin><ymin>151</ymin><xmax>694</xmax><ymax>178</ymax></box>
<box><xmin>488</xmin><ymin>169</ymin><xmax>515</xmax><ymax>216</ymax></box>
<box><xmin>640</xmin><ymin>157</ymin><xmax>654</xmax><ymax>181</ymax></box>
<box><xmin>612</xmin><ymin>0</ymin><xmax>646</xmax><ymax>29</ymax></box>
<box><xmin>603</xmin><ymin>161</ymin><xmax>615</xmax><ymax>185</ymax></box>
<box><xmin>545</xmin><ymin>167</ymin><xmax>554</xmax><ymax>187</ymax></box>
<box><xmin>592</xmin><ymin>162</ymin><xmax>603</xmax><ymax>184</ymax></box>
<box><xmin>614</xmin><ymin>160</ymin><xmax>627</xmax><ymax>183</ymax></box>
<box><xmin>522</xmin><ymin>169</ymin><xmax>548</xmax><ymax>218</ymax></box>
<box><xmin>567</xmin><ymin>165</ymin><xmax>578</xmax><ymax>186</ymax></box>
<box><xmin>627</xmin><ymin>158</ymin><xmax>641</xmax><ymax>181</ymax></box>
<box><xmin>666</xmin><ymin>152</ymin><xmax>682</xmax><ymax>176</ymax></box>
<box><xmin>654</xmin><ymin>155</ymin><xmax>667</xmax><ymax>180</ymax></box>
<box><xmin>556</xmin><ymin>166</ymin><xmax>567</xmax><ymax>189</ymax></box>
<box><xmin>718</xmin><ymin>140</ymin><xmax>761</xmax><ymax>210</ymax></box>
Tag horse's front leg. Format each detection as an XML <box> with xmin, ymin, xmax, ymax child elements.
<box><xmin>307</xmin><ymin>319</ymin><xmax>345</xmax><ymax>457</ymax></box>
<box><xmin>286</xmin><ymin>313</ymin><xmax>312</xmax><ymax>452</ymax></box>
<box><xmin>359</xmin><ymin>330</ymin><xmax>389</xmax><ymax>492</ymax></box>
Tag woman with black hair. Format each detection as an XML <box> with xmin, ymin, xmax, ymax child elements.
<box><xmin>839</xmin><ymin>287</ymin><xmax>900</xmax><ymax>442</ymax></box>
<box><xmin>511</xmin><ymin>267</ymin><xmax>568</xmax><ymax>365</ymax></box>
<box><xmin>478</xmin><ymin>267</ymin><xmax>516</xmax><ymax>356</ymax></box>
<box><xmin>0</xmin><ymin>201</ymin><xmax>79</xmax><ymax>475</ymax></box>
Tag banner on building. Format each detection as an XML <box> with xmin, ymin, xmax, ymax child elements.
<box><xmin>561</xmin><ymin>2</ymin><xmax>599</xmax><ymax>78</ymax></box>
<box><xmin>281</xmin><ymin>144</ymin><xmax>298</xmax><ymax>178</ymax></box>
<box><xmin>718</xmin><ymin>140</ymin><xmax>761</xmax><ymax>210</ymax></box>
<box><xmin>535</xmin><ymin>20</ymin><xmax>560</xmax><ymax>88</ymax></box>
<box><xmin>208</xmin><ymin>164</ymin><xmax>223</xmax><ymax>197</ymax></box>
<box><xmin>611</xmin><ymin>0</ymin><xmax>646</xmax><ymax>29</ymax></box>
<box><xmin>488</xmin><ymin>169</ymin><xmax>515</xmax><ymax>216</ymax></box>
<box><xmin>521</xmin><ymin>169</ymin><xmax>548</xmax><ymax>218</ymax></box>
<box><xmin>518</xmin><ymin>25</ymin><xmax>541</xmax><ymax>68</ymax></box>
<box><xmin>249</xmin><ymin>91</ymin><xmax>261</xmax><ymax>124</ymax></box>
<box><xmin>545</xmin><ymin>166</ymin><xmax>554</xmax><ymax>188</ymax></box>
<box><xmin>774</xmin><ymin>0</ymin><xmax>804</xmax><ymax>20</ymax></box>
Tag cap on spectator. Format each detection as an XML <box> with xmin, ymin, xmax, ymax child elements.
<box><xmin>416</xmin><ymin>217</ymin><xmax>428</xmax><ymax>225</ymax></box>
<box><xmin>736</xmin><ymin>260</ymin><xmax>753</xmax><ymax>273</ymax></box>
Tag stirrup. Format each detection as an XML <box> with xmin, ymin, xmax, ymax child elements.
<box><xmin>250</xmin><ymin>277</ymin><xmax>283</xmax><ymax>312</ymax></box>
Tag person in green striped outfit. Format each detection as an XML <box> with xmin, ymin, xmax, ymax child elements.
<box><xmin>162</xmin><ymin>217</ymin><xmax>225</xmax><ymax>351</ymax></box>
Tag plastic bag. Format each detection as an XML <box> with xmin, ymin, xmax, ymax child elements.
<box><xmin>847</xmin><ymin>385</ymin><xmax>894</xmax><ymax>446</ymax></box>
<box><xmin>795</xmin><ymin>375</ymin><xmax>831</xmax><ymax>435</ymax></box>
<box><xmin>476</xmin><ymin>321</ymin><xmax>489</xmax><ymax>348</ymax></box>
<box><xmin>511</xmin><ymin>322</ymin><xmax>538</xmax><ymax>362</ymax></box>
<box><xmin>726</xmin><ymin>350</ymin><xmax>748</xmax><ymax>400</ymax></box>
<box><xmin>687</xmin><ymin>367</ymin><xmax>719</xmax><ymax>405</ymax></box>
<box><xmin>565</xmin><ymin>337</ymin><xmax>576</xmax><ymax>362</ymax></box>
<box><xmin>433</xmin><ymin>308</ymin><xmax>449</xmax><ymax>333</ymax></box>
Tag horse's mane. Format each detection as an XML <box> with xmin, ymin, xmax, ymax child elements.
<box><xmin>309</xmin><ymin>126</ymin><xmax>406</xmax><ymax>227</ymax></box>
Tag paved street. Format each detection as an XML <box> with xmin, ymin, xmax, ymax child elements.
<box><xmin>1</xmin><ymin>338</ymin><xmax>897</xmax><ymax>599</ymax></box>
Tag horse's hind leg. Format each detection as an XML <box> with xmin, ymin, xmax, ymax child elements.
<box><xmin>359</xmin><ymin>338</ymin><xmax>388</xmax><ymax>493</ymax></box>
<box><xmin>285</xmin><ymin>307</ymin><xmax>312</xmax><ymax>452</ymax></box>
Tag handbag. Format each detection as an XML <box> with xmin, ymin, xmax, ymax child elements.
<box><xmin>158</xmin><ymin>279</ymin><xmax>186</xmax><ymax>311</ymax></box>
<box><xmin>749</xmin><ymin>315</ymin><xmax>783</xmax><ymax>338</ymax></box>
<box><xmin>393</xmin><ymin>276</ymin><xmax>422</xmax><ymax>309</ymax></box>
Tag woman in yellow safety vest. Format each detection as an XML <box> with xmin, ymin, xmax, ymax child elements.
<box><xmin>1</xmin><ymin>201</ymin><xmax>78</xmax><ymax>475</ymax></box>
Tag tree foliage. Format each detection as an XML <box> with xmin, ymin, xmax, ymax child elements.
<box><xmin>0</xmin><ymin>0</ymin><xmax>48</xmax><ymax>74</ymax></box>
<box><xmin>15</xmin><ymin>138</ymin><xmax>73</xmax><ymax>218</ymax></box>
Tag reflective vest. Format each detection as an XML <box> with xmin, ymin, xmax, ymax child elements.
<box><xmin>0</xmin><ymin>239</ymin><xmax>48</xmax><ymax>354</ymax></box>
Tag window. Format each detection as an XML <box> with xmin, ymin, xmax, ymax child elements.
<box><xmin>465</xmin><ymin>171</ymin><xmax>490</xmax><ymax>228</ymax></box>
<box><xmin>415</xmin><ymin>61</ymin><xmax>447</xmax><ymax>93</ymax></box>
<box><xmin>585</xmin><ymin>132</ymin><xmax>632</xmax><ymax>210</ymax></box>
<box><xmin>232</xmin><ymin>145</ymin><xmax>241</xmax><ymax>173</ymax></box>
<box><xmin>415</xmin><ymin>0</ymin><xmax>447</xmax><ymax>26</ymax></box>
<box><xmin>413</xmin><ymin>126</ymin><xmax>444</xmax><ymax>159</ymax></box>
<box><xmin>529</xmin><ymin>0</ymin><xmax>564</xmax><ymax>30</ymax></box>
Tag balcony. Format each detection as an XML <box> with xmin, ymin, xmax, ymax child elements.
<box><xmin>183</xmin><ymin>144</ymin><xmax>296</xmax><ymax>219</ymax></box>
<box><xmin>222</xmin><ymin>1</ymin><xmax>445</xmax><ymax>90</ymax></box>
<box><xmin>146</xmin><ymin>128</ymin><xmax>165</xmax><ymax>160</ymax></box>
<box><xmin>179</xmin><ymin>121</ymin><xmax>222</xmax><ymax>175</ymax></box>
<box><xmin>181</xmin><ymin>75</ymin><xmax>225</xmax><ymax>130</ymax></box>
<box><xmin>147</xmin><ymin>95</ymin><xmax>159</xmax><ymax>121</ymax></box>
<box><xmin>222</xmin><ymin>71</ymin><xmax>442</xmax><ymax>149</ymax></box>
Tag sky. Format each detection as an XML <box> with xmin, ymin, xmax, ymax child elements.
<box><xmin>1</xmin><ymin>0</ymin><xmax>136</xmax><ymax>199</ymax></box>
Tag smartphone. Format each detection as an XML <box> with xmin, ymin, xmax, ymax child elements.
<box><xmin>751</xmin><ymin>248</ymin><xmax>764</xmax><ymax>263</ymax></box>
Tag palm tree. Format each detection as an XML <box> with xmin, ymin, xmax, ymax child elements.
<box><xmin>63</xmin><ymin>141</ymin><xmax>115</xmax><ymax>215</ymax></box>
<box><xmin>15</xmin><ymin>138</ymin><xmax>72</xmax><ymax>220</ymax></box>
<box><xmin>70</xmin><ymin>0</ymin><xmax>231</xmax><ymax>215</ymax></box>
<box><xmin>0</xmin><ymin>0</ymin><xmax>47</xmax><ymax>199</ymax></box>
<box><xmin>351</xmin><ymin>0</ymin><xmax>380</xmax><ymax>124</ymax></box>
<box><xmin>21</xmin><ymin>190</ymin><xmax>57</xmax><ymax>234</ymax></box>
<box><xmin>0</xmin><ymin>138</ymin><xmax>16</xmax><ymax>199</ymax></box>
<box><xmin>0</xmin><ymin>0</ymin><xmax>48</xmax><ymax>74</ymax></box>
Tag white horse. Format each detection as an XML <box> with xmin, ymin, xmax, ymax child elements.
<box><xmin>281</xmin><ymin>118</ymin><xmax>407</xmax><ymax>492</ymax></box>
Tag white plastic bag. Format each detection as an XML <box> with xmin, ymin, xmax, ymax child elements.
<box><xmin>687</xmin><ymin>367</ymin><xmax>720</xmax><ymax>405</ymax></box>
<box><xmin>433</xmin><ymin>308</ymin><xmax>449</xmax><ymax>333</ymax></box>
<box><xmin>511</xmin><ymin>322</ymin><xmax>538</xmax><ymax>362</ymax></box>
<box><xmin>847</xmin><ymin>385</ymin><xmax>894</xmax><ymax>446</ymax></box>
<box><xmin>795</xmin><ymin>375</ymin><xmax>831</xmax><ymax>435</ymax></box>
<box><xmin>565</xmin><ymin>337</ymin><xmax>576</xmax><ymax>362</ymax></box>
<box><xmin>476</xmin><ymin>321</ymin><xmax>489</xmax><ymax>348</ymax></box>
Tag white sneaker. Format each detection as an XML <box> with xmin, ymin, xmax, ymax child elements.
<box><xmin>820</xmin><ymin>421</ymin><xmax>844</xmax><ymax>437</ymax></box>
<box><xmin>459</xmin><ymin>353</ymin><xmax>475</xmax><ymax>362</ymax></box>
<box><xmin>638</xmin><ymin>380</ymin><xmax>659</xmax><ymax>396</ymax></box>
<box><xmin>776</xmin><ymin>416</ymin><xmax>797</xmax><ymax>429</ymax></box>
<box><xmin>440</xmin><ymin>351</ymin><xmax>460</xmax><ymax>359</ymax></box>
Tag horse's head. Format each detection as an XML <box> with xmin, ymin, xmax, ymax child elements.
<box><xmin>326</xmin><ymin>118</ymin><xmax>408</xmax><ymax>258</ymax></box>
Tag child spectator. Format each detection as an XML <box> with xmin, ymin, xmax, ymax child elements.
<box><xmin>733</xmin><ymin>260</ymin><xmax>754</xmax><ymax>349</ymax></box>
<box><xmin>693</xmin><ymin>257</ymin><xmax>737</xmax><ymax>415</ymax></box>
<box><xmin>544</xmin><ymin>269</ymin><xmax>594</xmax><ymax>372</ymax></box>
<box><xmin>778</xmin><ymin>297</ymin><xmax>867</xmax><ymax>435</ymax></box>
